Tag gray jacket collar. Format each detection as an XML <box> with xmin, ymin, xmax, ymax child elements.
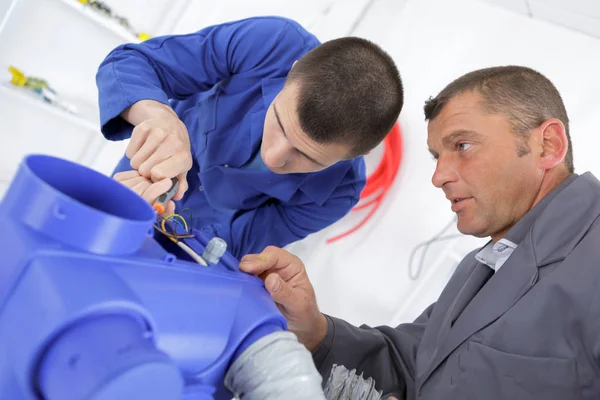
<box><xmin>529</xmin><ymin>172</ymin><xmax>600</xmax><ymax>267</ymax></box>
<box><xmin>505</xmin><ymin>173</ymin><xmax>578</xmax><ymax>245</ymax></box>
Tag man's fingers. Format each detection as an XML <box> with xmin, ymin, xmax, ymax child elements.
<box><xmin>125</xmin><ymin>125</ymin><xmax>151</xmax><ymax>159</ymax></box>
<box><xmin>129</xmin><ymin>131</ymin><xmax>165</xmax><ymax>170</ymax></box>
<box><xmin>239</xmin><ymin>250</ymin><xmax>281</xmax><ymax>274</ymax></box>
<box><xmin>149</xmin><ymin>152</ymin><xmax>192</xmax><ymax>182</ymax></box>
<box><xmin>130</xmin><ymin>179</ymin><xmax>152</xmax><ymax>197</ymax></box>
<box><xmin>239</xmin><ymin>253</ymin><xmax>265</xmax><ymax>271</ymax></box>
<box><xmin>113</xmin><ymin>169</ymin><xmax>142</xmax><ymax>182</ymax></box>
<box><xmin>120</xmin><ymin>175</ymin><xmax>150</xmax><ymax>189</ymax></box>
<box><xmin>240</xmin><ymin>247</ymin><xmax>304</xmax><ymax>281</ymax></box>
<box><xmin>163</xmin><ymin>200</ymin><xmax>176</xmax><ymax>216</ymax></box>
<box><xmin>139</xmin><ymin>178</ymin><xmax>173</xmax><ymax>204</ymax></box>
<box><xmin>138</xmin><ymin>141</ymin><xmax>177</xmax><ymax>178</ymax></box>
<box><xmin>114</xmin><ymin>171</ymin><xmax>176</xmax><ymax>213</ymax></box>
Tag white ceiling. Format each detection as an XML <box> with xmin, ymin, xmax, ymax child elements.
<box><xmin>482</xmin><ymin>0</ymin><xmax>600</xmax><ymax>38</ymax></box>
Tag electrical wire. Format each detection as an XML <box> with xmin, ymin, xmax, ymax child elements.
<box><xmin>153</xmin><ymin>212</ymin><xmax>208</xmax><ymax>266</ymax></box>
<box><xmin>174</xmin><ymin>241</ymin><xmax>208</xmax><ymax>266</ymax></box>
<box><xmin>408</xmin><ymin>216</ymin><xmax>459</xmax><ymax>281</ymax></box>
<box><xmin>326</xmin><ymin>122</ymin><xmax>403</xmax><ymax>243</ymax></box>
<box><xmin>161</xmin><ymin>213</ymin><xmax>189</xmax><ymax>233</ymax></box>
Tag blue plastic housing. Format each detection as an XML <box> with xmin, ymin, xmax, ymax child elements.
<box><xmin>0</xmin><ymin>154</ymin><xmax>286</xmax><ymax>400</ymax></box>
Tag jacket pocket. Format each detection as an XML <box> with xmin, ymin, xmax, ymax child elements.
<box><xmin>183</xmin><ymin>89</ymin><xmax>219</xmax><ymax>159</ymax></box>
<box><xmin>456</xmin><ymin>341</ymin><xmax>579</xmax><ymax>400</ymax></box>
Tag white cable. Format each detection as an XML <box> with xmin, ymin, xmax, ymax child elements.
<box><xmin>408</xmin><ymin>216</ymin><xmax>458</xmax><ymax>280</ymax></box>
<box><xmin>176</xmin><ymin>241</ymin><xmax>208</xmax><ymax>267</ymax></box>
<box><xmin>391</xmin><ymin>235</ymin><xmax>462</xmax><ymax>326</ymax></box>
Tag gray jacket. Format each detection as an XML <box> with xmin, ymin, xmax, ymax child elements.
<box><xmin>313</xmin><ymin>172</ymin><xmax>600</xmax><ymax>399</ymax></box>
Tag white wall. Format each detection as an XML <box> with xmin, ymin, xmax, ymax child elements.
<box><xmin>171</xmin><ymin>0</ymin><xmax>370</xmax><ymax>40</ymax></box>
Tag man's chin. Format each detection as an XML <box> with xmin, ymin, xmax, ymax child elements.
<box><xmin>456</xmin><ymin>220</ymin><xmax>488</xmax><ymax>239</ymax></box>
<box><xmin>456</xmin><ymin>216</ymin><xmax>477</xmax><ymax>236</ymax></box>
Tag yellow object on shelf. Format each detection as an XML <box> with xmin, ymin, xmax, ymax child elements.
<box><xmin>77</xmin><ymin>0</ymin><xmax>89</xmax><ymax>3</ymax></box>
<box><xmin>137</xmin><ymin>32</ymin><xmax>152</xmax><ymax>41</ymax></box>
<box><xmin>8</xmin><ymin>66</ymin><xmax>27</xmax><ymax>87</ymax></box>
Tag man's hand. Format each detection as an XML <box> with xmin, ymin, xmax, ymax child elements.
<box><xmin>121</xmin><ymin>100</ymin><xmax>192</xmax><ymax>201</ymax></box>
<box><xmin>239</xmin><ymin>246</ymin><xmax>327</xmax><ymax>352</ymax></box>
<box><xmin>114</xmin><ymin>170</ymin><xmax>177</xmax><ymax>216</ymax></box>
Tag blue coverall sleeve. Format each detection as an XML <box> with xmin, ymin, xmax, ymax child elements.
<box><xmin>96</xmin><ymin>17</ymin><xmax>307</xmax><ymax>140</ymax></box>
<box><xmin>218</xmin><ymin>175</ymin><xmax>364</xmax><ymax>258</ymax></box>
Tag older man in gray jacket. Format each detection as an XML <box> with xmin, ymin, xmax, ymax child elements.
<box><xmin>240</xmin><ymin>66</ymin><xmax>600</xmax><ymax>399</ymax></box>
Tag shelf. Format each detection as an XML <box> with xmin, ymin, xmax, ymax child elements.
<box><xmin>0</xmin><ymin>0</ymin><xmax>143</xmax><ymax>107</ymax></box>
<box><xmin>55</xmin><ymin>0</ymin><xmax>141</xmax><ymax>44</ymax></box>
<box><xmin>0</xmin><ymin>81</ymin><xmax>102</xmax><ymax>182</ymax></box>
<box><xmin>0</xmin><ymin>0</ymin><xmax>141</xmax><ymax>44</ymax></box>
<box><xmin>0</xmin><ymin>82</ymin><xmax>99</xmax><ymax>132</ymax></box>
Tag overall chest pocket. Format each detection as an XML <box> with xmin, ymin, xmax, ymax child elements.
<box><xmin>183</xmin><ymin>89</ymin><xmax>219</xmax><ymax>158</ymax></box>
<box><xmin>457</xmin><ymin>341</ymin><xmax>579</xmax><ymax>400</ymax></box>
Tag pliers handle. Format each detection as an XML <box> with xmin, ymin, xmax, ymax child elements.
<box><xmin>153</xmin><ymin>177</ymin><xmax>179</xmax><ymax>214</ymax></box>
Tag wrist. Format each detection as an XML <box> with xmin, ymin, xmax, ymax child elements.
<box><xmin>122</xmin><ymin>99</ymin><xmax>176</xmax><ymax>126</ymax></box>
<box><xmin>305</xmin><ymin>313</ymin><xmax>328</xmax><ymax>352</ymax></box>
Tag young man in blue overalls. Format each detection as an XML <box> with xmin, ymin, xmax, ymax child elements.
<box><xmin>96</xmin><ymin>16</ymin><xmax>403</xmax><ymax>258</ymax></box>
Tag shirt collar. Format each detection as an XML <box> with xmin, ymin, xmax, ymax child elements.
<box><xmin>475</xmin><ymin>238</ymin><xmax>518</xmax><ymax>271</ymax></box>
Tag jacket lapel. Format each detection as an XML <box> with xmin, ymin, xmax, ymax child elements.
<box><xmin>415</xmin><ymin>252</ymin><xmax>481</xmax><ymax>376</ymax></box>
<box><xmin>420</xmin><ymin>236</ymin><xmax>539</xmax><ymax>383</ymax></box>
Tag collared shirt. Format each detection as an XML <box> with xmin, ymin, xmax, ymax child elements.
<box><xmin>96</xmin><ymin>17</ymin><xmax>366</xmax><ymax>258</ymax></box>
<box><xmin>474</xmin><ymin>174</ymin><xmax>579</xmax><ymax>272</ymax></box>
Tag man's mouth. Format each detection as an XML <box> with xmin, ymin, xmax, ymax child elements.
<box><xmin>450</xmin><ymin>197</ymin><xmax>472</xmax><ymax>212</ymax></box>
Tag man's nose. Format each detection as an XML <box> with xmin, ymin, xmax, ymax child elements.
<box><xmin>431</xmin><ymin>156</ymin><xmax>456</xmax><ymax>188</ymax></box>
<box><xmin>264</xmin><ymin>140</ymin><xmax>291</xmax><ymax>168</ymax></box>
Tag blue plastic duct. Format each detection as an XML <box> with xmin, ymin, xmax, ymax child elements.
<box><xmin>0</xmin><ymin>154</ymin><xmax>286</xmax><ymax>400</ymax></box>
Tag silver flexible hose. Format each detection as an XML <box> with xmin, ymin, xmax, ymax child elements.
<box><xmin>324</xmin><ymin>364</ymin><xmax>383</xmax><ymax>399</ymax></box>
<box><xmin>224</xmin><ymin>331</ymin><xmax>326</xmax><ymax>400</ymax></box>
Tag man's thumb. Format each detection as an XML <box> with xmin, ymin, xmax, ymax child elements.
<box><xmin>265</xmin><ymin>274</ymin><xmax>293</xmax><ymax>305</ymax></box>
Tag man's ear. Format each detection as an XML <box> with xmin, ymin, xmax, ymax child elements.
<box><xmin>537</xmin><ymin>118</ymin><xmax>568</xmax><ymax>170</ymax></box>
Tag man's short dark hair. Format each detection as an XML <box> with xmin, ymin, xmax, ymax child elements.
<box><xmin>287</xmin><ymin>37</ymin><xmax>403</xmax><ymax>157</ymax></box>
<box><xmin>423</xmin><ymin>66</ymin><xmax>573</xmax><ymax>173</ymax></box>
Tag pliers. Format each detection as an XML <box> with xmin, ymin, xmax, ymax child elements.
<box><xmin>153</xmin><ymin>177</ymin><xmax>179</xmax><ymax>214</ymax></box>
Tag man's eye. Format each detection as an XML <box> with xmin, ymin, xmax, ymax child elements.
<box><xmin>458</xmin><ymin>143</ymin><xmax>472</xmax><ymax>151</ymax></box>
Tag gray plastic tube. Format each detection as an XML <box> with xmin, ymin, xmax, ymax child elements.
<box><xmin>224</xmin><ymin>331</ymin><xmax>326</xmax><ymax>400</ymax></box>
<box><xmin>323</xmin><ymin>364</ymin><xmax>383</xmax><ymax>400</ymax></box>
